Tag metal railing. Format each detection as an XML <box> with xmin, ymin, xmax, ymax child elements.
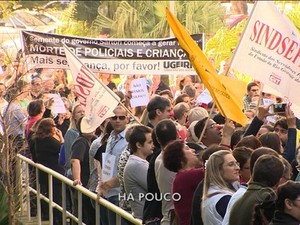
<box><xmin>16</xmin><ymin>154</ymin><xmax>143</xmax><ymax>225</ymax></box>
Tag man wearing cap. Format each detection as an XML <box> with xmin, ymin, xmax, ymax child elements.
<box><xmin>100</xmin><ymin>106</ymin><xmax>129</xmax><ymax>225</ymax></box>
<box><xmin>191</xmin><ymin>117</ymin><xmax>234</xmax><ymax>149</ymax></box>
<box><xmin>186</xmin><ymin>106</ymin><xmax>209</xmax><ymax>143</ymax></box>
<box><xmin>70</xmin><ymin>117</ymin><xmax>96</xmax><ymax>225</ymax></box>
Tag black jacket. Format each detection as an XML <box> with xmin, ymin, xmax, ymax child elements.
<box><xmin>143</xmin><ymin>149</ymin><xmax>163</xmax><ymax>223</ymax></box>
<box><xmin>269</xmin><ymin>211</ymin><xmax>300</xmax><ymax>225</ymax></box>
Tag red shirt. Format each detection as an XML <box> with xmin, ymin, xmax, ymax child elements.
<box><xmin>172</xmin><ymin>168</ymin><xmax>204</xmax><ymax>225</ymax></box>
<box><xmin>25</xmin><ymin>115</ymin><xmax>42</xmax><ymax>138</ymax></box>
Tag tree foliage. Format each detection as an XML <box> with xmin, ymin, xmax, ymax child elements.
<box><xmin>55</xmin><ymin>2</ymin><xmax>92</xmax><ymax>37</ymax></box>
<box><xmin>204</xmin><ymin>19</ymin><xmax>246</xmax><ymax>68</ymax></box>
<box><xmin>0</xmin><ymin>2</ymin><xmax>18</xmax><ymax>19</ymax></box>
<box><xmin>176</xmin><ymin>1</ymin><xmax>225</xmax><ymax>34</ymax></box>
<box><xmin>204</xmin><ymin>1</ymin><xmax>300</xmax><ymax>70</ymax></box>
<box><xmin>285</xmin><ymin>2</ymin><xmax>300</xmax><ymax>32</ymax></box>
<box><xmin>91</xmin><ymin>1</ymin><xmax>225</xmax><ymax>38</ymax></box>
<box><xmin>73</xmin><ymin>1</ymin><xmax>100</xmax><ymax>24</ymax></box>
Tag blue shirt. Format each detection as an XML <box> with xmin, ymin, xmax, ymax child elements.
<box><xmin>64</xmin><ymin>128</ymin><xmax>79</xmax><ymax>170</ymax></box>
<box><xmin>104</xmin><ymin>129</ymin><xmax>127</xmax><ymax>198</ymax></box>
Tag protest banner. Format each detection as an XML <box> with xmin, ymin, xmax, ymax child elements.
<box><xmin>230</xmin><ymin>1</ymin><xmax>300</xmax><ymax>116</ymax></box>
<box><xmin>63</xmin><ymin>44</ymin><xmax>120</xmax><ymax>133</ymax></box>
<box><xmin>166</xmin><ymin>8</ymin><xmax>247</xmax><ymax>126</ymax></box>
<box><xmin>21</xmin><ymin>30</ymin><xmax>203</xmax><ymax>75</ymax></box>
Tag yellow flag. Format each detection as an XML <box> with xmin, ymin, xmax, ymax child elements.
<box><xmin>218</xmin><ymin>75</ymin><xmax>247</xmax><ymax>110</ymax></box>
<box><xmin>166</xmin><ymin>8</ymin><xmax>247</xmax><ymax>126</ymax></box>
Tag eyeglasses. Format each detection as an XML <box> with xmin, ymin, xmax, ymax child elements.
<box><xmin>224</xmin><ymin>161</ymin><xmax>240</xmax><ymax>168</ymax></box>
<box><xmin>208</xmin><ymin>123</ymin><xmax>217</xmax><ymax>129</ymax></box>
<box><xmin>111</xmin><ymin>115</ymin><xmax>126</xmax><ymax>120</ymax></box>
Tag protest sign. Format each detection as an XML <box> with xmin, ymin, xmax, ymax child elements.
<box><xmin>44</xmin><ymin>93</ymin><xmax>66</xmax><ymax>114</ymax></box>
<box><xmin>21</xmin><ymin>30</ymin><xmax>203</xmax><ymax>75</ymax></box>
<box><xmin>130</xmin><ymin>78</ymin><xmax>149</xmax><ymax>107</ymax></box>
<box><xmin>102</xmin><ymin>153</ymin><xmax>116</xmax><ymax>182</ymax></box>
<box><xmin>196</xmin><ymin>89</ymin><xmax>212</xmax><ymax>105</ymax></box>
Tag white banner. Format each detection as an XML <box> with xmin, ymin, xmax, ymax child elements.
<box><xmin>64</xmin><ymin>45</ymin><xmax>120</xmax><ymax>133</ymax></box>
<box><xmin>230</xmin><ymin>1</ymin><xmax>300</xmax><ymax>115</ymax></box>
<box><xmin>21</xmin><ymin>30</ymin><xmax>203</xmax><ymax>75</ymax></box>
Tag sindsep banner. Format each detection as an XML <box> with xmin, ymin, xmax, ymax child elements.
<box><xmin>21</xmin><ymin>30</ymin><xmax>203</xmax><ymax>75</ymax></box>
<box><xmin>230</xmin><ymin>1</ymin><xmax>300</xmax><ymax>107</ymax></box>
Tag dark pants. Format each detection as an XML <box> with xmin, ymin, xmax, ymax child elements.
<box><xmin>40</xmin><ymin>176</ymin><xmax>62</xmax><ymax>225</ymax></box>
<box><xmin>71</xmin><ymin>188</ymin><xmax>95</xmax><ymax>225</ymax></box>
<box><xmin>29</xmin><ymin>164</ymin><xmax>37</xmax><ymax>217</ymax></box>
<box><xmin>101</xmin><ymin>195</ymin><xmax>133</xmax><ymax>225</ymax></box>
<box><xmin>100</xmin><ymin>195</ymin><xmax>119</xmax><ymax>225</ymax></box>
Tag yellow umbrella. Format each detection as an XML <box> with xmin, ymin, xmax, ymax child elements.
<box><xmin>166</xmin><ymin>8</ymin><xmax>247</xmax><ymax>126</ymax></box>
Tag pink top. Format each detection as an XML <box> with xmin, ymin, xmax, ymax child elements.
<box><xmin>25</xmin><ymin>115</ymin><xmax>42</xmax><ymax>138</ymax></box>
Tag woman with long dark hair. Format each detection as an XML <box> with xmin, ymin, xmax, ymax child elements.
<box><xmin>32</xmin><ymin>118</ymin><xmax>64</xmax><ymax>224</ymax></box>
<box><xmin>163</xmin><ymin>140</ymin><xmax>203</xmax><ymax>225</ymax></box>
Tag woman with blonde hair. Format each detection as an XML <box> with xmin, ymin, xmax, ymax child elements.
<box><xmin>53</xmin><ymin>69</ymin><xmax>70</xmax><ymax>97</ymax></box>
<box><xmin>202</xmin><ymin>150</ymin><xmax>240</xmax><ymax>225</ymax></box>
<box><xmin>54</xmin><ymin>69</ymin><xmax>68</xmax><ymax>85</ymax></box>
<box><xmin>173</xmin><ymin>75</ymin><xmax>193</xmax><ymax>98</ymax></box>
<box><xmin>63</xmin><ymin>102</ymin><xmax>85</xmax><ymax>176</ymax></box>
<box><xmin>99</xmin><ymin>73</ymin><xmax>116</xmax><ymax>91</ymax></box>
<box><xmin>59</xmin><ymin>102</ymin><xmax>85</xmax><ymax>219</ymax></box>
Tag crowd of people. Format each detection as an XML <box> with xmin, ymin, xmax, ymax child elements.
<box><xmin>1</xmin><ymin>54</ymin><xmax>300</xmax><ymax>225</ymax></box>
